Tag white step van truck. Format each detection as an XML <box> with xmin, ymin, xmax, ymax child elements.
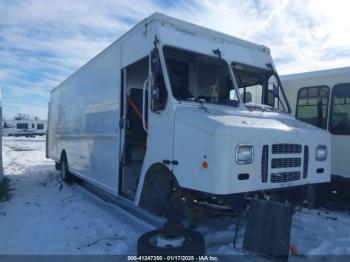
<box><xmin>47</xmin><ymin>13</ymin><xmax>331</xmax><ymax>215</ymax></box>
<box><xmin>282</xmin><ymin>67</ymin><xmax>350</xmax><ymax>198</ymax></box>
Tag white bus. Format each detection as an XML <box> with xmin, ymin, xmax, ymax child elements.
<box><xmin>282</xmin><ymin>67</ymin><xmax>350</xmax><ymax>196</ymax></box>
<box><xmin>47</xmin><ymin>13</ymin><xmax>331</xmax><ymax>217</ymax></box>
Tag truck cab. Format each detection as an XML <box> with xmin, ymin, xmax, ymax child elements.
<box><xmin>133</xmin><ymin>16</ymin><xmax>331</xmax><ymax>212</ymax></box>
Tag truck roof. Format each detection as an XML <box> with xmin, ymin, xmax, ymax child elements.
<box><xmin>52</xmin><ymin>12</ymin><xmax>269</xmax><ymax>93</ymax></box>
<box><xmin>281</xmin><ymin>66</ymin><xmax>350</xmax><ymax>81</ymax></box>
<box><xmin>148</xmin><ymin>13</ymin><xmax>267</xmax><ymax>52</ymax></box>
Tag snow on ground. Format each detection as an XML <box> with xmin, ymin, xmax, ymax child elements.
<box><xmin>1</xmin><ymin>136</ymin><xmax>350</xmax><ymax>256</ymax></box>
<box><xmin>0</xmin><ymin>137</ymin><xmax>151</xmax><ymax>254</ymax></box>
<box><xmin>202</xmin><ymin>207</ymin><xmax>350</xmax><ymax>256</ymax></box>
<box><xmin>292</xmin><ymin>208</ymin><xmax>350</xmax><ymax>255</ymax></box>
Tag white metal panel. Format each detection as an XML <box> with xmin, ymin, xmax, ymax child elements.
<box><xmin>149</xmin><ymin>13</ymin><xmax>267</xmax><ymax>52</ymax></box>
<box><xmin>173</xmin><ymin>105</ymin><xmax>331</xmax><ymax>195</ymax></box>
<box><xmin>157</xmin><ymin>26</ymin><xmax>272</xmax><ymax>70</ymax></box>
<box><xmin>134</xmin><ymin>27</ymin><xmax>179</xmax><ymax>205</ymax></box>
<box><xmin>332</xmin><ymin>135</ymin><xmax>350</xmax><ymax>177</ymax></box>
<box><xmin>121</xmin><ymin>26</ymin><xmax>151</xmax><ymax>68</ymax></box>
<box><xmin>50</xmin><ymin>42</ymin><xmax>122</xmax><ymax>195</ymax></box>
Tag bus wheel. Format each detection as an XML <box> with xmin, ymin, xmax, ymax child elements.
<box><xmin>137</xmin><ymin>228</ymin><xmax>205</xmax><ymax>257</ymax></box>
<box><xmin>60</xmin><ymin>154</ymin><xmax>73</xmax><ymax>183</ymax></box>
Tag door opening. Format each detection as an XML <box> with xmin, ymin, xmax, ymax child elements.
<box><xmin>119</xmin><ymin>57</ymin><xmax>148</xmax><ymax>200</ymax></box>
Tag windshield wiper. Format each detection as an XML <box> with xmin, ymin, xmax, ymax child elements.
<box><xmin>245</xmin><ymin>103</ymin><xmax>278</xmax><ymax>112</ymax></box>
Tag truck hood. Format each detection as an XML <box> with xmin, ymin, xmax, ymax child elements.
<box><xmin>173</xmin><ymin>104</ymin><xmax>331</xmax><ymax>194</ymax></box>
<box><xmin>175</xmin><ymin>105</ymin><xmax>321</xmax><ymax>137</ymax></box>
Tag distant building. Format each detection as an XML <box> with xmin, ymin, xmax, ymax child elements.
<box><xmin>2</xmin><ymin>114</ymin><xmax>47</xmax><ymax>137</ymax></box>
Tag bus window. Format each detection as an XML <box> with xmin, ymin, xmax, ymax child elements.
<box><xmin>296</xmin><ymin>86</ymin><xmax>329</xmax><ymax>129</ymax></box>
<box><xmin>330</xmin><ymin>83</ymin><xmax>350</xmax><ymax>135</ymax></box>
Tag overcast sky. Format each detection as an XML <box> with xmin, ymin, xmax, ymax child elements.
<box><xmin>1</xmin><ymin>0</ymin><xmax>350</xmax><ymax>119</ymax></box>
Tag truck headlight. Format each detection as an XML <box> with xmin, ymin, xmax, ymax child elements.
<box><xmin>315</xmin><ymin>145</ymin><xmax>327</xmax><ymax>161</ymax></box>
<box><xmin>236</xmin><ymin>144</ymin><xmax>254</xmax><ymax>164</ymax></box>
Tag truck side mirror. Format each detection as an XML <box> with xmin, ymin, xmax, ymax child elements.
<box><xmin>151</xmin><ymin>48</ymin><xmax>161</xmax><ymax>74</ymax></box>
<box><xmin>150</xmin><ymin>48</ymin><xmax>166</xmax><ymax>112</ymax></box>
<box><xmin>151</xmin><ymin>86</ymin><xmax>160</xmax><ymax>102</ymax></box>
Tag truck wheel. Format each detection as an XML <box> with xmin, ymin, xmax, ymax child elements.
<box><xmin>60</xmin><ymin>155</ymin><xmax>73</xmax><ymax>183</ymax></box>
<box><xmin>314</xmin><ymin>183</ymin><xmax>330</xmax><ymax>207</ymax></box>
<box><xmin>139</xmin><ymin>165</ymin><xmax>178</xmax><ymax>216</ymax></box>
<box><xmin>137</xmin><ymin>228</ymin><xmax>205</xmax><ymax>257</ymax></box>
<box><xmin>55</xmin><ymin>162</ymin><xmax>61</xmax><ymax>171</ymax></box>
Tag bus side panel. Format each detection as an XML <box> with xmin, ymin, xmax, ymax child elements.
<box><xmin>49</xmin><ymin>44</ymin><xmax>122</xmax><ymax>195</ymax></box>
<box><xmin>282</xmin><ymin>71</ymin><xmax>350</xmax><ymax>179</ymax></box>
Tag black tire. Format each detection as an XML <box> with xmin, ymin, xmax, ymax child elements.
<box><xmin>55</xmin><ymin>162</ymin><xmax>61</xmax><ymax>171</ymax></box>
<box><xmin>139</xmin><ymin>166</ymin><xmax>178</xmax><ymax>216</ymax></box>
<box><xmin>60</xmin><ymin>154</ymin><xmax>73</xmax><ymax>183</ymax></box>
<box><xmin>137</xmin><ymin>228</ymin><xmax>205</xmax><ymax>257</ymax></box>
<box><xmin>314</xmin><ymin>183</ymin><xmax>331</xmax><ymax>207</ymax></box>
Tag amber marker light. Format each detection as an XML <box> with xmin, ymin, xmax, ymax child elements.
<box><xmin>202</xmin><ymin>161</ymin><xmax>208</xmax><ymax>169</ymax></box>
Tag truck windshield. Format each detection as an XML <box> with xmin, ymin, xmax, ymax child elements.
<box><xmin>232</xmin><ymin>63</ymin><xmax>290</xmax><ymax>113</ymax></box>
<box><xmin>163</xmin><ymin>46</ymin><xmax>240</xmax><ymax>107</ymax></box>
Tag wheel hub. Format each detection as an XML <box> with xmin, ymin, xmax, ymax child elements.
<box><xmin>151</xmin><ymin>233</ymin><xmax>187</xmax><ymax>248</ymax></box>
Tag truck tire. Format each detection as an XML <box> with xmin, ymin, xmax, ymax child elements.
<box><xmin>137</xmin><ymin>228</ymin><xmax>205</xmax><ymax>257</ymax></box>
<box><xmin>139</xmin><ymin>165</ymin><xmax>178</xmax><ymax>216</ymax></box>
<box><xmin>55</xmin><ymin>162</ymin><xmax>61</xmax><ymax>171</ymax></box>
<box><xmin>60</xmin><ymin>154</ymin><xmax>73</xmax><ymax>183</ymax></box>
<box><xmin>314</xmin><ymin>183</ymin><xmax>330</xmax><ymax>207</ymax></box>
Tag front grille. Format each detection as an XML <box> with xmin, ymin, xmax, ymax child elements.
<box><xmin>261</xmin><ymin>143</ymin><xmax>305</xmax><ymax>184</ymax></box>
<box><xmin>271</xmin><ymin>158</ymin><xmax>301</xmax><ymax>169</ymax></box>
<box><xmin>261</xmin><ymin>145</ymin><xmax>269</xmax><ymax>183</ymax></box>
<box><xmin>303</xmin><ymin>146</ymin><xmax>309</xmax><ymax>178</ymax></box>
<box><xmin>270</xmin><ymin>171</ymin><xmax>301</xmax><ymax>183</ymax></box>
<box><xmin>272</xmin><ymin>144</ymin><xmax>302</xmax><ymax>154</ymax></box>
